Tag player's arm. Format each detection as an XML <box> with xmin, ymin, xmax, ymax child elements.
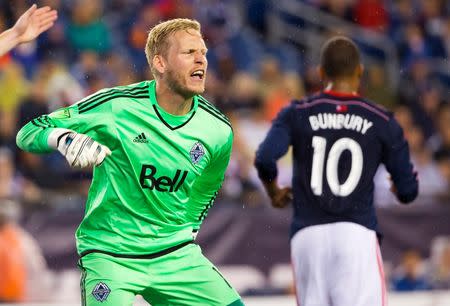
<box><xmin>382</xmin><ymin>117</ymin><xmax>418</xmax><ymax>203</ymax></box>
<box><xmin>16</xmin><ymin>98</ymin><xmax>112</xmax><ymax>168</ymax></box>
<box><xmin>189</xmin><ymin>131</ymin><xmax>233</xmax><ymax>232</ymax></box>
<box><xmin>254</xmin><ymin>106</ymin><xmax>293</xmax><ymax>208</ymax></box>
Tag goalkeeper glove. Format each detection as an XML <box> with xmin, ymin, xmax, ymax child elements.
<box><xmin>48</xmin><ymin>128</ymin><xmax>111</xmax><ymax>168</ymax></box>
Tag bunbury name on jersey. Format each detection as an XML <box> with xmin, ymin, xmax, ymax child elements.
<box><xmin>309</xmin><ymin>113</ymin><xmax>373</xmax><ymax>135</ymax></box>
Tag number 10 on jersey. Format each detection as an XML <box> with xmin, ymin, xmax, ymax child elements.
<box><xmin>311</xmin><ymin>136</ymin><xmax>363</xmax><ymax>197</ymax></box>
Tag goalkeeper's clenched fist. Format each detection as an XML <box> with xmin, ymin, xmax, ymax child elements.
<box><xmin>48</xmin><ymin>128</ymin><xmax>111</xmax><ymax>168</ymax></box>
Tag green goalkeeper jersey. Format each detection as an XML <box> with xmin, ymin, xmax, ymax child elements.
<box><xmin>16</xmin><ymin>80</ymin><xmax>233</xmax><ymax>256</ymax></box>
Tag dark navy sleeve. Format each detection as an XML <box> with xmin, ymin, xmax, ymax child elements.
<box><xmin>382</xmin><ymin>117</ymin><xmax>418</xmax><ymax>203</ymax></box>
<box><xmin>254</xmin><ymin>105</ymin><xmax>292</xmax><ymax>182</ymax></box>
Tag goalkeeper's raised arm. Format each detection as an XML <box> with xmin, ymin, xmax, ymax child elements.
<box><xmin>16</xmin><ymin>97</ymin><xmax>111</xmax><ymax>168</ymax></box>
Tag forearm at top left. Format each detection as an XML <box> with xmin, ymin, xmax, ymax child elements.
<box><xmin>0</xmin><ymin>28</ymin><xmax>20</xmax><ymax>56</ymax></box>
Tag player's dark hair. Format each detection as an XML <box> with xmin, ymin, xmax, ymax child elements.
<box><xmin>320</xmin><ymin>36</ymin><xmax>361</xmax><ymax>79</ymax></box>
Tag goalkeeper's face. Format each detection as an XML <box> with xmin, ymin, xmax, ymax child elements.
<box><xmin>162</xmin><ymin>29</ymin><xmax>208</xmax><ymax>97</ymax></box>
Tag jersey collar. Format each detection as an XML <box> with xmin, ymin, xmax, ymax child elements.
<box><xmin>148</xmin><ymin>80</ymin><xmax>199</xmax><ymax>114</ymax></box>
<box><xmin>148</xmin><ymin>80</ymin><xmax>198</xmax><ymax>130</ymax></box>
<box><xmin>323</xmin><ymin>89</ymin><xmax>360</xmax><ymax>98</ymax></box>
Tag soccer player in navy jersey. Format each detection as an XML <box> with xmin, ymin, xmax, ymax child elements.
<box><xmin>255</xmin><ymin>36</ymin><xmax>418</xmax><ymax>306</ymax></box>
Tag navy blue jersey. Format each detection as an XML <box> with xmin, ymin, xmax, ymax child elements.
<box><xmin>255</xmin><ymin>91</ymin><xmax>418</xmax><ymax>238</ymax></box>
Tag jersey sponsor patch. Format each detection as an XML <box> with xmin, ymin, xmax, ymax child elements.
<box><xmin>92</xmin><ymin>282</ymin><xmax>111</xmax><ymax>302</ymax></box>
<box><xmin>190</xmin><ymin>141</ymin><xmax>205</xmax><ymax>164</ymax></box>
<box><xmin>49</xmin><ymin>108</ymin><xmax>71</xmax><ymax>119</ymax></box>
<box><xmin>139</xmin><ymin>164</ymin><xmax>188</xmax><ymax>192</ymax></box>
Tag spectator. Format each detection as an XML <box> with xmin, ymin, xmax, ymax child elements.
<box><xmin>264</xmin><ymin>72</ymin><xmax>305</xmax><ymax>121</ymax></box>
<box><xmin>16</xmin><ymin>80</ymin><xmax>49</xmax><ymax>129</ymax></box>
<box><xmin>303</xmin><ymin>65</ymin><xmax>322</xmax><ymax>94</ymax></box>
<box><xmin>42</xmin><ymin>59</ymin><xmax>84</xmax><ymax>110</ymax></box>
<box><xmin>394</xmin><ymin>104</ymin><xmax>415</xmax><ymax>131</ymax></box>
<box><xmin>0</xmin><ymin>59</ymin><xmax>29</xmax><ymax>114</ymax></box>
<box><xmin>364</xmin><ymin>65</ymin><xmax>396</xmax><ymax>110</ymax></box>
<box><xmin>389</xmin><ymin>0</ymin><xmax>417</xmax><ymax>41</ymax></box>
<box><xmin>70</xmin><ymin>51</ymin><xmax>103</xmax><ymax>89</ymax></box>
<box><xmin>391</xmin><ymin>250</ymin><xmax>432</xmax><ymax>291</ymax></box>
<box><xmin>419</xmin><ymin>0</ymin><xmax>446</xmax><ymax>36</ymax></box>
<box><xmin>353</xmin><ymin>0</ymin><xmax>389</xmax><ymax>32</ymax></box>
<box><xmin>439</xmin><ymin>17</ymin><xmax>450</xmax><ymax>58</ymax></box>
<box><xmin>0</xmin><ymin>148</ymin><xmax>48</xmax><ymax>302</ymax></box>
<box><xmin>0</xmin><ymin>197</ymin><xmax>50</xmax><ymax>302</ymax></box>
<box><xmin>103</xmin><ymin>52</ymin><xmax>139</xmax><ymax>86</ymax></box>
<box><xmin>226</xmin><ymin>72</ymin><xmax>261</xmax><ymax>113</ymax></box>
<box><xmin>432</xmin><ymin>242</ymin><xmax>450</xmax><ymax>289</ymax></box>
<box><xmin>203</xmin><ymin>70</ymin><xmax>227</xmax><ymax>111</ymax></box>
<box><xmin>0</xmin><ymin>198</ymin><xmax>26</xmax><ymax>303</ymax></box>
<box><xmin>398</xmin><ymin>57</ymin><xmax>441</xmax><ymax>139</ymax></box>
<box><xmin>38</xmin><ymin>17</ymin><xmax>69</xmax><ymax>61</ymax></box>
<box><xmin>404</xmin><ymin>125</ymin><xmax>446</xmax><ymax>198</ymax></box>
<box><xmin>0</xmin><ymin>60</ymin><xmax>29</xmax><ymax>151</ymax></box>
<box><xmin>419</xmin><ymin>0</ymin><xmax>448</xmax><ymax>59</ymax></box>
<box><xmin>0</xmin><ymin>147</ymin><xmax>42</xmax><ymax>205</ymax></box>
<box><xmin>434</xmin><ymin>149</ymin><xmax>450</xmax><ymax>201</ymax></box>
<box><xmin>319</xmin><ymin>0</ymin><xmax>354</xmax><ymax>22</ymax></box>
<box><xmin>258</xmin><ymin>56</ymin><xmax>284</xmax><ymax>103</ymax></box>
<box><xmin>66</xmin><ymin>0</ymin><xmax>111</xmax><ymax>55</ymax></box>
<box><xmin>127</xmin><ymin>4</ymin><xmax>161</xmax><ymax>73</ymax></box>
<box><xmin>430</xmin><ymin>104</ymin><xmax>450</xmax><ymax>155</ymax></box>
<box><xmin>399</xmin><ymin>24</ymin><xmax>433</xmax><ymax>67</ymax></box>
<box><xmin>245</xmin><ymin>0</ymin><xmax>271</xmax><ymax>36</ymax></box>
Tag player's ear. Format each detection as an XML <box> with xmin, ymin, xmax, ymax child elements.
<box><xmin>318</xmin><ymin>66</ymin><xmax>326</xmax><ymax>81</ymax></box>
<box><xmin>357</xmin><ymin>64</ymin><xmax>364</xmax><ymax>78</ymax></box>
<box><xmin>153</xmin><ymin>55</ymin><xmax>165</xmax><ymax>74</ymax></box>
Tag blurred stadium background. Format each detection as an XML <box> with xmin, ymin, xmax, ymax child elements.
<box><xmin>0</xmin><ymin>0</ymin><xmax>450</xmax><ymax>305</ymax></box>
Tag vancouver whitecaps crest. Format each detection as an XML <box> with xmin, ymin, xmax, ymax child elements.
<box><xmin>190</xmin><ymin>141</ymin><xmax>205</xmax><ymax>164</ymax></box>
<box><xmin>92</xmin><ymin>282</ymin><xmax>111</xmax><ymax>302</ymax></box>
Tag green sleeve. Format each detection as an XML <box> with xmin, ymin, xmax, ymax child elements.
<box><xmin>16</xmin><ymin>94</ymin><xmax>112</xmax><ymax>154</ymax></box>
<box><xmin>189</xmin><ymin>131</ymin><xmax>233</xmax><ymax>229</ymax></box>
<box><xmin>16</xmin><ymin>115</ymin><xmax>55</xmax><ymax>153</ymax></box>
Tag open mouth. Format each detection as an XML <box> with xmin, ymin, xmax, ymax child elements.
<box><xmin>190</xmin><ymin>70</ymin><xmax>205</xmax><ymax>80</ymax></box>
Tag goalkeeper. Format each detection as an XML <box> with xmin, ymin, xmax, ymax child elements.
<box><xmin>17</xmin><ymin>18</ymin><xmax>243</xmax><ymax>306</ymax></box>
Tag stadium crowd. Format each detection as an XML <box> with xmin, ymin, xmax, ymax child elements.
<box><xmin>0</xmin><ymin>0</ymin><xmax>450</xmax><ymax>302</ymax></box>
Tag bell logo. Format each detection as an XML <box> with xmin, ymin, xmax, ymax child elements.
<box><xmin>139</xmin><ymin>164</ymin><xmax>188</xmax><ymax>192</ymax></box>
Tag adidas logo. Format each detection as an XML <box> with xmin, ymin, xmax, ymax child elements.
<box><xmin>133</xmin><ymin>132</ymin><xmax>149</xmax><ymax>143</ymax></box>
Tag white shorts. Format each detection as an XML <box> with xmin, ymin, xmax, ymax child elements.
<box><xmin>291</xmin><ymin>222</ymin><xmax>387</xmax><ymax>306</ymax></box>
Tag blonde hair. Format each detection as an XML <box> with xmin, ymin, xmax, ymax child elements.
<box><xmin>145</xmin><ymin>18</ymin><xmax>201</xmax><ymax>77</ymax></box>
